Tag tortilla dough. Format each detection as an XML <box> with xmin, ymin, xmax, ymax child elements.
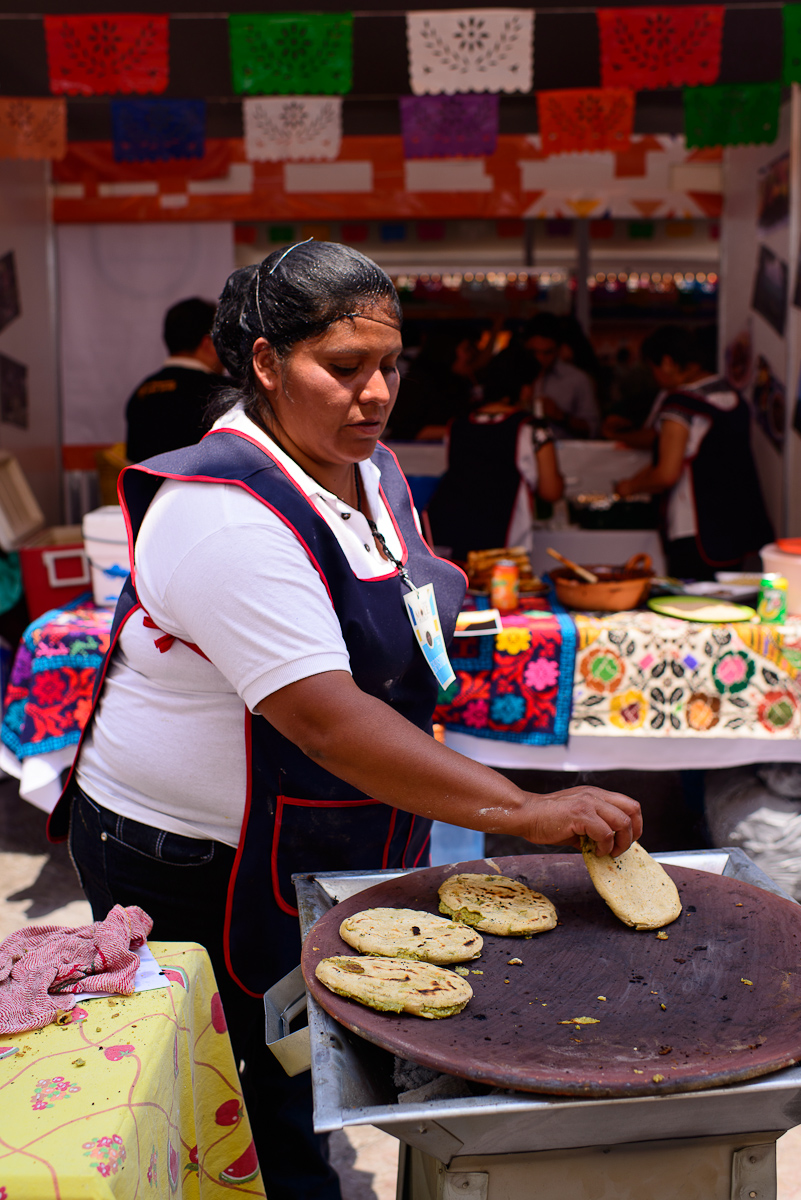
<box><xmin>581</xmin><ymin>838</ymin><xmax>682</xmax><ymax>930</ymax></box>
<box><xmin>438</xmin><ymin>873</ymin><xmax>558</xmax><ymax>936</ymax></box>
<box><xmin>315</xmin><ymin>955</ymin><xmax>472</xmax><ymax>1019</ymax></box>
<box><xmin>339</xmin><ymin>908</ymin><xmax>483</xmax><ymax>964</ymax></box>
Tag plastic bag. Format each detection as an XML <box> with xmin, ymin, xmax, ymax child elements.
<box><xmin>705</xmin><ymin>764</ymin><xmax>801</xmax><ymax>901</ymax></box>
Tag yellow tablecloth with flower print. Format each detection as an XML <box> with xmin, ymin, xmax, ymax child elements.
<box><xmin>0</xmin><ymin>942</ymin><xmax>265</xmax><ymax>1199</ymax></box>
<box><xmin>570</xmin><ymin>611</ymin><xmax>801</xmax><ymax>741</ymax></box>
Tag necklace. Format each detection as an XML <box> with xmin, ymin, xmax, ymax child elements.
<box><xmin>251</xmin><ymin>404</ymin><xmax>412</xmax><ymax>587</ymax></box>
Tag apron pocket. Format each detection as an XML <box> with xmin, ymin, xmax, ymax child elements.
<box><xmin>270</xmin><ymin>795</ymin><xmax>393</xmax><ymax>916</ymax></box>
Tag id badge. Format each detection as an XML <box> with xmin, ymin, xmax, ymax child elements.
<box><xmin>403</xmin><ymin>582</ymin><xmax>456</xmax><ymax>690</ymax></box>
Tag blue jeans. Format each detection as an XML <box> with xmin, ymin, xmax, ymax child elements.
<box><xmin>68</xmin><ymin>785</ymin><xmax>341</xmax><ymax>1200</ymax></box>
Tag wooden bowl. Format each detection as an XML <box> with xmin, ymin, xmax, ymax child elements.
<box><xmin>551</xmin><ymin>553</ymin><xmax>653</xmax><ymax>612</ymax></box>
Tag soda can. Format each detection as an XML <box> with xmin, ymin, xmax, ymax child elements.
<box><xmin>491</xmin><ymin>559</ymin><xmax>519</xmax><ymax>614</ymax></box>
<box><xmin>757</xmin><ymin>574</ymin><xmax>788</xmax><ymax>624</ymax></box>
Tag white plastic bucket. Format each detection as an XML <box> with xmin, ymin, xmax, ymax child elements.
<box><xmin>82</xmin><ymin>505</ymin><xmax>129</xmax><ymax>608</ymax></box>
<box><xmin>760</xmin><ymin>543</ymin><xmax>801</xmax><ymax>616</ymax></box>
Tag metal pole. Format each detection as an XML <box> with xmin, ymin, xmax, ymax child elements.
<box><xmin>46</xmin><ymin>158</ymin><xmax>67</xmax><ymax>525</ymax></box>
<box><xmin>783</xmin><ymin>83</ymin><xmax>801</xmax><ymax>537</ymax></box>
<box><xmin>524</xmin><ymin>219</ymin><xmax>535</xmax><ymax>268</ymax></box>
<box><xmin>575</xmin><ymin>218</ymin><xmax>590</xmax><ymax>333</ymax></box>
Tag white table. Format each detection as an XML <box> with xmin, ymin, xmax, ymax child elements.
<box><xmin>384</xmin><ymin>440</ymin><xmax>447</xmax><ymax>477</ymax></box>
<box><xmin>556</xmin><ymin>439</ymin><xmax>651</xmax><ymax>497</ymax></box>
<box><xmin>386</xmin><ymin>439</ymin><xmax>652</xmax><ymax>495</ymax></box>
<box><xmin>444</xmin><ymin>730</ymin><xmax>801</xmax><ymax>773</ymax></box>
<box><xmin>0</xmin><ymin>742</ymin><xmax>72</xmax><ymax>812</ymax></box>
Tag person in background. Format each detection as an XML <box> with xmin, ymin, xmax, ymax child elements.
<box><xmin>602</xmin><ymin>343</ymin><xmax>663</xmax><ymax>450</ymax></box>
<box><xmin>125</xmin><ymin>297</ymin><xmax>225</xmax><ymax>463</ymax></box>
<box><xmin>389</xmin><ymin>322</ymin><xmax>492</xmax><ymax>440</ymax></box>
<box><xmin>477</xmin><ymin>320</ymin><xmax>533</xmax><ymax>407</ymax></box>
<box><xmin>615</xmin><ymin>325</ymin><xmax>773</xmax><ymax>580</ymax></box>
<box><xmin>426</xmin><ymin>379</ymin><xmax>564</xmax><ymax>560</ymax></box>
<box><xmin>558</xmin><ymin>314</ymin><xmax>611</xmax><ymax>414</ymax></box>
<box><xmin>521</xmin><ymin>312</ymin><xmax>601</xmax><ymax>438</ymax></box>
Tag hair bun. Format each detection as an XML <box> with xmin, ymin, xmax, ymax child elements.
<box><xmin>211</xmin><ymin>265</ymin><xmax>260</xmax><ymax>378</ymax></box>
<box><xmin>211</xmin><ymin>242</ymin><xmax>400</xmax><ymax>386</ymax></box>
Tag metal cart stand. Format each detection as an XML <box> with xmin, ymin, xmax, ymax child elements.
<box><xmin>280</xmin><ymin>850</ymin><xmax>801</xmax><ymax>1200</ymax></box>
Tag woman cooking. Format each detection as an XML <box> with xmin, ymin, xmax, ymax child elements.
<box><xmin>48</xmin><ymin>242</ymin><xmax>642</xmax><ymax>1200</ymax></box>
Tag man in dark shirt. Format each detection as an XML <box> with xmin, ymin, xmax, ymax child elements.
<box><xmin>125</xmin><ymin>297</ymin><xmax>225</xmax><ymax>463</ymax></box>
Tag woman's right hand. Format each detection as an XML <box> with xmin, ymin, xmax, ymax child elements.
<box><xmin>521</xmin><ymin>785</ymin><xmax>643</xmax><ymax>858</ymax></box>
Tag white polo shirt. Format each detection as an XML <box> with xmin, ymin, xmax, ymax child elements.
<box><xmin>77</xmin><ymin>405</ymin><xmax>407</xmax><ymax>847</ymax></box>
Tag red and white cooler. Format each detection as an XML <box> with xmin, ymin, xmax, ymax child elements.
<box><xmin>0</xmin><ymin>451</ymin><xmax>90</xmax><ymax>619</ymax></box>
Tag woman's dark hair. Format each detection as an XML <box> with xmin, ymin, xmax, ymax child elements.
<box><xmin>640</xmin><ymin>325</ymin><xmax>698</xmax><ymax>369</ymax></box>
<box><xmin>206</xmin><ymin>241</ymin><xmax>401</xmax><ymax>426</ymax></box>
<box><xmin>558</xmin><ymin>316</ymin><xmax>602</xmax><ymax>379</ymax></box>
<box><xmin>522</xmin><ymin>311</ymin><xmax>561</xmax><ymax>343</ymax></box>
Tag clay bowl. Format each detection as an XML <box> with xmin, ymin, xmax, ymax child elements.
<box><xmin>551</xmin><ymin>553</ymin><xmax>653</xmax><ymax>612</ymax></box>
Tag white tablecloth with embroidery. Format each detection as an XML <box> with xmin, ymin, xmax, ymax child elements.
<box><xmin>570</xmin><ymin>612</ymin><xmax>801</xmax><ymax>740</ymax></box>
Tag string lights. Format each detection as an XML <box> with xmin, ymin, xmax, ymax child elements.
<box><xmin>392</xmin><ymin>270</ymin><xmax>717</xmax><ymax>294</ymax></box>
<box><xmin>589</xmin><ymin>270</ymin><xmax>717</xmax><ymax>293</ymax></box>
<box><xmin>392</xmin><ymin>270</ymin><xmax>565</xmax><ymax>292</ymax></box>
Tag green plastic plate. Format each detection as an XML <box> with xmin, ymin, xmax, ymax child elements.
<box><xmin>648</xmin><ymin>595</ymin><xmax>756</xmax><ymax>623</ymax></box>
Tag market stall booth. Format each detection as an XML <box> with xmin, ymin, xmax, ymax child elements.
<box><xmin>0</xmin><ymin>1</ymin><xmax>794</xmax><ymax>536</ymax></box>
<box><xmin>0</xmin><ymin>6</ymin><xmax>801</xmax><ymax>1199</ymax></box>
<box><xmin>0</xmin><ymin>0</ymin><xmax>749</xmax><ymax>523</ymax></box>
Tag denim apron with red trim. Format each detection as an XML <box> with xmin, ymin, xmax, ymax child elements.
<box><xmin>664</xmin><ymin>384</ymin><xmax>773</xmax><ymax>566</ymax></box>
<box><xmin>49</xmin><ymin>429</ymin><xmax>466</xmax><ymax>997</ymax></box>
<box><xmin>427</xmin><ymin>410</ymin><xmax>528</xmax><ymax>557</ymax></box>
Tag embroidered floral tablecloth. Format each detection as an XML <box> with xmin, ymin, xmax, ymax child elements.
<box><xmin>434</xmin><ymin>598</ymin><xmax>577</xmax><ymax>745</ymax></box>
<box><xmin>1</xmin><ymin>600</ymin><xmax>112</xmax><ymax>760</ymax></box>
<box><xmin>6</xmin><ymin>600</ymin><xmax>799</xmax><ymax>777</ymax></box>
<box><xmin>570</xmin><ymin>611</ymin><xmax>801</xmax><ymax>741</ymax></box>
<box><xmin>0</xmin><ymin>941</ymin><xmax>265</xmax><ymax>1198</ymax></box>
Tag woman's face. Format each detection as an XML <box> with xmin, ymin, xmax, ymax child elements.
<box><xmin>253</xmin><ymin>304</ymin><xmax>402</xmax><ymax>470</ymax></box>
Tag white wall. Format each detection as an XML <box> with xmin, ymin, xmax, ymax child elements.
<box><xmin>57</xmin><ymin>221</ymin><xmax>235</xmax><ymax>447</ymax></box>
<box><xmin>786</xmin><ymin>90</ymin><xmax>801</xmax><ymax>536</ymax></box>
<box><xmin>0</xmin><ymin>160</ymin><xmax>61</xmax><ymax>525</ymax></box>
<box><xmin>720</xmin><ymin>104</ymin><xmax>792</xmax><ymax>537</ymax></box>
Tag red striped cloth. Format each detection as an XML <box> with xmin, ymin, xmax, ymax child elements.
<box><xmin>0</xmin><ymin>905</ymin><xmax>152</xmax><ymax>1033</ymax></box>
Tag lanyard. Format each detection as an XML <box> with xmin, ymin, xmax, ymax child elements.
<box><xmin>354</xmin><ymin>466</ymin><xmax>414</xmax><ymax>591</ymax></box>
<box><xmin>357</xmin><ymin>466</ymin><xmax>454</xmax><ymax>689</ymax></box>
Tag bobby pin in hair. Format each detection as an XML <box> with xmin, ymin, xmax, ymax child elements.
<box><xmin>267</xmin><ymin>237</ymin><xmax>314</xmax><ymax>276</ymax></box>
